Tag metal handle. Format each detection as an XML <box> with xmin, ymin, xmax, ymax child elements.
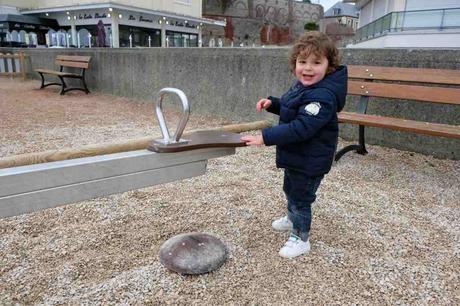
<box><xmin>155</xmin><ymin>88</ymin><xmax>190</xmax><ymax>145</ymax></box>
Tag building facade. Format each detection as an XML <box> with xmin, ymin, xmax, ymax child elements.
<box><xmin>0</xmin><ymin>0</ymin><xmax>225</xmax><ymax>48</ymax></box>
<box><xmin>322</xmin><ymin>1</ymin><xmax>359</xmax><ymax>46</ymax></box>
<box><xmin>344</xmin><ymin>0</ymin><xmax>460</xmax><ymax>48</ymax></box>
<box><xmin>202</xmin><ymin>0</ymin><xmax>323</xmax><ymax>46</ymax></box>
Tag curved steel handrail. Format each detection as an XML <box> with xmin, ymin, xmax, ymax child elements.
<box><xmin>155</xmin><ymin>88</ymin><xmax>190</xmax><ymax>145</ymax></box>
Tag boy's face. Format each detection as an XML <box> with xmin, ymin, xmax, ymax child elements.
<box><xmin>295</xmin><ymin>52</ymin><xmax>329</xmax><ymax>87</ymax></box>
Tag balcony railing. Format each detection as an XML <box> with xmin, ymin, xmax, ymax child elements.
<box><xmin>354</xmin><ymin>7</ymin><xmax>460</xmax><ymax>43</ymax></box>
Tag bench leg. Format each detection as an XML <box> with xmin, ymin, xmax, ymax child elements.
<box><xmin>37</xmin><ymin>72</ymin><xmax>61</xmax><ymax>89</ymax></box>
<box><xmin>335</xmin><ymin>125</ymin><xmax>368</xmax><ymax>161</ymax></box>
<box><xmin>81</xmin><ymin>76</ymin><xmax>90</xmax><ymax>94</ymax></box>
<box><xmin>58</xmin><ymin>76</ymin><xmax>67</xmax><ymax>95</ymax></box>
<box><xmin>38</xmin><ymin>72</ymin><xmax>45</xmax><ymax>89</ymax></box>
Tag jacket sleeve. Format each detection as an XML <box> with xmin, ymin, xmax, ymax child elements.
<box><xmin>262</xmin><ymin>96</ymin><xmax>336</xmax><ymax>146</ymax></box>
<box><xmin>265</xmin><ymin>96</ymin><xmax>281</xmax><ymax>115</ymax></box>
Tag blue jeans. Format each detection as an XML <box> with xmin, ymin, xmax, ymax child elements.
<box><xmin>283</xmin><ymin>169</ymin><xmax>324</xmax><ymax>242</ymax></box>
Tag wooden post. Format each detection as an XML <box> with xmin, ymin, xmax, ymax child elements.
<box><xmin>19</xmin><ymin>52</ymin><xmax>26</xmax><ymax>80</ymax></box>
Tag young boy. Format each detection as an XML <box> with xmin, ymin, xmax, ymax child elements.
<box><xmin>241</xmin><ymin>32</ymin><xmax>347</xmax><ymax>259</ymax></box>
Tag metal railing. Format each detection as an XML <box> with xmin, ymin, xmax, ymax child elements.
<box><xmin>354</xmin><ymin>7</ymin><xmax>460</xmax><ymax>43</ymax></box>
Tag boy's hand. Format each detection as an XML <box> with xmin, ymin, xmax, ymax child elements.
<box><xmin>256</xmin><ymin>99</ymin><xmax>272</xmax><ymax>112</ymax></box>
<box><xmin>241</xmin><ymin>135</ymin><xmax>265</xmax><ymax>146</ymax></box>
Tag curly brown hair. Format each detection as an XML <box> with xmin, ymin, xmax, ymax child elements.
<box><xmin>289</xmin><ymin>31</ymin><xmax>340</xmax><ymax>75</ymax></box>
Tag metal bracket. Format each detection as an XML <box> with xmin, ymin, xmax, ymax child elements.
<box><xmin>154</xmin><ymin>88</ymin><xmax>190</xmax><ymax>145</ymax></box>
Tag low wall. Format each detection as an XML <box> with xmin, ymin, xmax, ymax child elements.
<box><xmin>2</xmin><ymin>47</ymin><xmax>459</xmax><ymax>159</ymax></box>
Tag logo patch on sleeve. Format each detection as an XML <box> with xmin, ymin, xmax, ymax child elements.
<box><xmin>304</xmin><ymin>102</ymin><xmax>321</xmax><ymax>116</ymax></box>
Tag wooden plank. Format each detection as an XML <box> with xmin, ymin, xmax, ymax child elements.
<box><xmin>35</xmin><ymin>69</ymin><xmax>79</xmax><ymax>77</ymax></box>
<box><xmin>20</xmin><ymin>52</ymin><xmax>26</xmax><ymax>80</ymax></box>
<box><xmin>348</xmin><ymin>81</ymin><xmax>460</xmax><ymax>105</ymax></box>
<box><xmin>0</xmin><ymin>161</ymin><xmax>206</xmax><ymax>218</ymax></box>
<box><xmin>149</xmin><ymin>131</ymin><xmax>246</xmax><ymax>153</ymax></box>
<box><xmin>6</xmin><ymin>54</ymin><xmax>13</xmax><ymax>73</ymax></box>
<box><xmin>0</xmin><ymin>54</ymin><xmax>5</xmax><ymax>73</ymax></box>
<box><xmin>14</xmin><ymin>55</ymin><xmax>20</xmax><ymax>73</ymax></box>
<box><xmin>35</xmin><ymin>68</ymin><xmax>60</xmax><ymax>74</ymax></box>
<box><xmin>56</xmin><ymin>55</ymin><xmax>91</xmax><ymax>62</ymax></box>
<box><xmin>348</xmin><ymin>65</ymin><xmax>460</xmax><ymax>85</ymax></box>
<box><xmin>55</xmin><ymin>60</ymin><xmax>89</xmax><ymax>69</ymax></box>
<box><xmin>338</xmin><ymin>112</ymin><xmax>460</xmax><ymax>138</ymax></box>
<box><xmin>0</xmin><ymin>147</ymin><xmax>235</xmax><ymax>218</ymax></box>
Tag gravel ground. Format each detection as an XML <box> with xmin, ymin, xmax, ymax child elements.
<box><xmin>1</xmin><ymin>79</ymin><xmax>459</xmax><ymax>305</ymax></box>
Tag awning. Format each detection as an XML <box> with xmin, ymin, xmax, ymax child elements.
<box><xmin>0</xmin><ymin>14</ymin><xmax>59</xmax><ymax>32</ymax></box>
<box><xmin>21</xmin><ymin>2</ymin><xmax>225</xmax><ymax>27</ymax></box>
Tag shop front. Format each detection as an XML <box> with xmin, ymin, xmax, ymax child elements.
<box><xmin>0</xmin><ymin>14</ymin><xmax>58</xmax><ymax>47</ymax></box>
<box><xmin>19</xmin><ymin>3</ymin><xmax>224</xmax><ymax>48</ymax></box>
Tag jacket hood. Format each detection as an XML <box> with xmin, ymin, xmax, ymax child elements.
<box><xmin>312</xmin><ymin>65</ymin><xmax>348</xmax><ymax>112</ymax></box>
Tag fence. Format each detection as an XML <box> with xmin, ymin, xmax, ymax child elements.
<box><xmin>0</xmin><ymin>52</ymin><xmax>26</xmax><ymax>80</ymax></box>
<box><xmin>354</xmin><ymin>7</ymin><xmax>460</xmax><ymax>43</ymax></box>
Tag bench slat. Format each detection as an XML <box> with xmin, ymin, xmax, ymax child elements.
<box><xmin>35</xmin><ymin>68</ymin><xmax>80</xmax><ymax>77</ymax></box>
<box><xmin>338</xmin><ymin>112</ymin><xmax>460</xmax><ymax>139</ymax></box>
<box><xmin>56</xmin><ymin>55</ymin><xmax>91</xmax><ymax>63</ymax></box>
<box><xmin>348</xmin><ymin>81</ymin><xmax>460</xmax><ymax>105</ymax></box>
<box><xmin>55</xmin><ymin>60</ymin><xmax>89</xmax><ymax>69</ymax></box>
<box><xmin>348</xmin><ymin>65</ymin><xmax>460</xmax><ymax>85</ymax></box>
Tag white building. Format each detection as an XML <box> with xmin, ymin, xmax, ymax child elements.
<box><xmin>0</xmin><ymin>0</ymin><xmax>225</xmax><ymax>48</ymax></box>
<box><xmin>344</xmin><ymin>0</ymin><xmax>460</xmax><ymax>48</ymax></box>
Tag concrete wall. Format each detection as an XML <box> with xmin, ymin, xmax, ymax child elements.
<box><xmin>1</xmin><ymin>47</ymin><xmax>459</xmax><ymax>159</ymax></box>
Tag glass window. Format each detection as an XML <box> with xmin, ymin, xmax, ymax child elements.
<box><xmin>166</xmin><ymin>31</ymin><xmax>198</xmax><ymax>47</ymax></box>
<box><xmin>119</xmin><ymin>25</ymin><xmax>161</xmax><ymax>47</ymax></box>
<box><xmin>403</xmin><ymin>10</ymin><xmax>443</xmax><ymax>29</ymax></box>
<box><xmin>443</xmin><ymin>9</ymin><xmax>460</xmax><ymax>28</ymax></box>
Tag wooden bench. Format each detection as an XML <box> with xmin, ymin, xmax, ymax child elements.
<box><xmin>336</xmin><ymin>65</ymin><xmax>460</xmax><ymax>161</ymax></box>
<box><xmin>35</xmin><ymin>55</ymin><xmax>91</xmax><ymax>95</ymax></box>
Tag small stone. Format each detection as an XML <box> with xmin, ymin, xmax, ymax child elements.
<box><xmin>159</xmin><ymin>232</ymin><xmax>227</xmax><ymax>275</ymax></box>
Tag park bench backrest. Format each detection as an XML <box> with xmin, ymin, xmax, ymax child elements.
<box><xmin>347</xmin><ymin>65</ymin><xmax>460</xmax><ymax>105</ymax></box>
<box><xmin>55</xmin><ymin>55</ymin><xmax>91</xmax><ymax>69</ymax></box>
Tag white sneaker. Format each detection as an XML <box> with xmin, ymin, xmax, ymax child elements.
<box><xmin>272</xmin><ymin>216</ymin><xmax>293</xmax><ymax>231</ymax></box>
<box><xmin>279</xmin><ymin>234</ymin><xmax>311</xmax><ymax>259</ymax></box>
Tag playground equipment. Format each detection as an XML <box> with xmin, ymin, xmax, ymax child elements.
<box><xmin>0</xmin><ymin>88</ymin><xmax>270</xmax><ymax>274</ymax></box>
<box><xmin>0</xmin><ymin>88</ymin><xmax>268</xmax><ymax>218</ymax></box>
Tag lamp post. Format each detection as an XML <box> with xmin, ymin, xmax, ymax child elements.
<box><xmin>148</xmin><ymin>35</ymin><xmax>151</xmax><ymax>47</ymax></box>
<box><xmin>129</xmin><ymin>34</ymin><xmax>132</xmax><ymax>48</ymax></box>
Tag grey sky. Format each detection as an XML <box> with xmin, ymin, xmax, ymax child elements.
<box><xmin>316</xmin><ymin>0</ymin><xmax>342</xmax><ymax>11</ymax></box>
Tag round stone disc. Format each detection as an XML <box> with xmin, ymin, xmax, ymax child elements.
<box><xmin>159</xmin><ymin>232</ymin><xmax>227</xmax><ymax>275</ymax></box>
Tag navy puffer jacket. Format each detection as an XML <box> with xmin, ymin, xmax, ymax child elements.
<box><xmin>261</xmin><ymin>66</ymin><xmax>348</xmax><ymax>177</ymax></box>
